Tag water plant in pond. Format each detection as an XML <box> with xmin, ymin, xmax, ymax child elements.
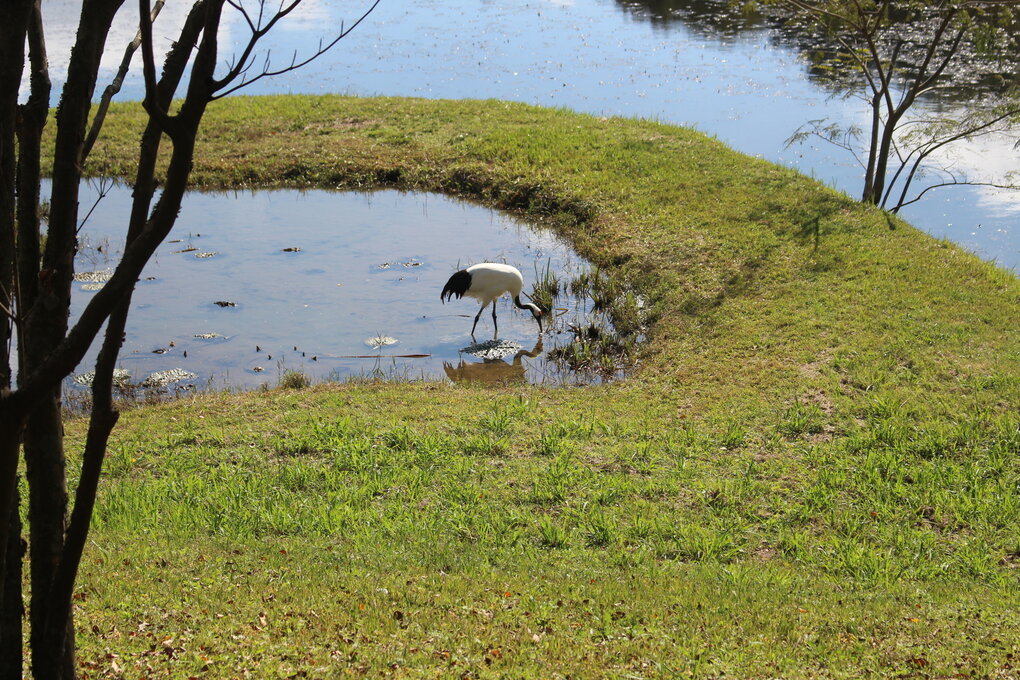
<box><xmin>535</xmin><ymin>266</ymin><xmax>645</xmax><ymax>379</ymax></box>
<box><xmin>612</xmin><ymin>291</ymin><xmax>646</xmax><ymax>338</ymax></box>
<box><xmin>63</xmin><ymin>368</ymin><xmax>201</xmax><ymax>417</ymax></box>
<box><xmin>141</xmin><ymin>368</ymin><xmax>198</xmax><ymax>388</ymax></box>
<box><xmin>364</xmin><ymin>335</ymin><xmax>399</xmax><ymax>349</ymax></box>
<box><xmin>72</xmin><ymin>368</ymin><xmax>132</xmax><ymax>388</ymax></box>
<box><xmin>568</xmin><ymin>265</ymin><xmax>600</xmax><ymax>299</ymax></box>
<box><xmin>530</xmin><ymin>259</ymin><xmax>561</xmax><ymax>312</ymax></box>
<box><xmin>278</xmin><ymin>369</ymin><xmax>312</xmax><ymax>390</ymax></box>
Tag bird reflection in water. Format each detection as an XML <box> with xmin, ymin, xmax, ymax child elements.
<box><xmin>443</xmin><ymin>340</ymin><xmax>544</xmax><ymax>385</ymax></box>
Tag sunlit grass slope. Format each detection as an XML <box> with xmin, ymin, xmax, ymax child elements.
<box><xmin>59</xmin><ymin>95</ymin><xmax>1020</xmax><ymax>678</ymax></box>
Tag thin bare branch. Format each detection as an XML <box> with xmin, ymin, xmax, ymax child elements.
<box><xmin>887</xmin><ymin>107</ymin><xmax>1020</xmax><ymax>209</ymax></box>
<box><xmin>14</xmin><ymin>0</ymin><xmax>49</xmax><ymax>330</ymax></box>
<box><xmin>139</xmin><ymin>0</ymin><xmax>174</xmax><ymax>133</ymax></box>
<box><xmin>226</xmin><ymin>0</ymin><xmax>257</xmax><ymax>33</ymax></box>
<box><xmin>211</xmin><ymin>0</ymin><xmax>380</xmax><ymax>99</ymax></box>
<box><xmin>0</xmin><ymin>284</ymin><xmax>16</xmax><ymax>323</ymax></box>
<box><xmin>83</xmin><ymin>0</ymin><xmax>165</xmax><ymax>160</ymax></box>
<box><xmin>913</xmin><ymin>14</ymin><xmax>965</xmax><ymax>95</ymax></box>
<box><xmin>209</xmin><ymin>0</ymin><xmax>307</xmax><ymax>92</ymax></box>
<box><xmin>893</xmin><ymin>178</ymin><xmax>1020</xmax><ymax>212</ymax></box>
<box><xmin>75</xmin><ymin>177</ymin><xmax>113</xmax><ymax>235</ymax></box>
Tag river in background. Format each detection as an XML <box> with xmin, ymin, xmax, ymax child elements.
<box><xmin>26</xmin><ymin>0</ymin><xmax>1019</xmax><ymax>271</ymax></box>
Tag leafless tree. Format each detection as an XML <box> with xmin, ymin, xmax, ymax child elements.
<box><xmin>0</xmin><ymin>0</ymin><xmax>378</xmax><ymax>676</ymax></box>
<box><xmin>779</xmin><ymin>0</ymin><xmax>1020</xmax><ymax>212</ymax></box>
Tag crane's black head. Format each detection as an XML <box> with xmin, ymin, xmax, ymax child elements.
<box><xmin>526</xmin><ymin>302</ymin><xmax>544</xmax><ymax>333</ymax></box>
<box><xmin>440</xmin><ymin>269</ymin><xmax>471</xmax><ymax>303</ymax></box>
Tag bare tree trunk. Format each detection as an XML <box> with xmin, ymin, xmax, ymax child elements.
<box><xmin>0</xmin><ymin>489</ymin><xmax>24</xmax><ymax>680</ymax></box>
<box><xmin>0</xmin><ymin>0</ymin><xmax>34</xmax><ymax>674</ymax></box>
<box><xmin>861</xmin><ymin>92</ymin><xmax>884</xmax><ymax>204</ymax></box>
<box><xmin>24</xmin><ymin>399</ymin><xmax>74</xmax><ymax>678</ymax></box>
<box><xmin>21</xmin><ymin>1</ymin><xmax>124</xmax><ymax>675</ymax></box>
<box><xmin>868</xmin><ymin>111</ymin><xmax>900</xmax><ymax>207</ymax></box>
<box><xmin>17</xmin><ymin>0</ymin><xmax>50</xmax><ymax>319</ymax></box>
<box><xmin>0</xmin><ymin>413</ymin><xmax>26</xmax><ymax>680</ymax></box>
<box><xmin>44</xmin><ymin>7</ymin><xmax>210</xmax><ymax>651</ymax></box>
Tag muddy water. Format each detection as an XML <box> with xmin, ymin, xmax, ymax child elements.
<box><xmin>68</xmin><ymin>183</ymin><xmax>607</xmax><ymax>390</ymax></box>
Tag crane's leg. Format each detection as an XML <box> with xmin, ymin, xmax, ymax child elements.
<box><xmin>471</xmin><ymin>304</ymin><xmax>485</xmax><ymax>339</ymax></box>
<box><xmin>491</xmin><ymin>301</ymin><xmax>499</xmax><ymax>339</ymax></box>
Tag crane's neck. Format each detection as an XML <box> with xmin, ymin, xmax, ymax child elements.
<box><xmin>513</xmin><ymin>296</ymin><xmax>544</xmax><ymax>333</ymax></box>
<box><xmin>513</xmin><ymin>296</ymin><xmax>539</xmax><ymax>315</ymax></box>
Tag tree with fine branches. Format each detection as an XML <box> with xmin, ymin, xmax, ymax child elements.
<box><xmin>778</xmin><ymin>0</ymin><xmax>1020</xmax><ymax>212</ymax></box>
<box><xmin>0</xmin><ymin>0</ymin><xmax>377</xmax><ymax>676</ymax></box>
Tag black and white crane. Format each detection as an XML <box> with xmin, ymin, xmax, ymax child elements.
<box><xmin>440</xmin><ymin>262</ymin><xmax>544</xmax><ymax>339</ymax></box>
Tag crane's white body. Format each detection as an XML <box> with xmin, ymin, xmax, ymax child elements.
<box><xmin>440</xmin><ymin>262</ymin><xmax>543</xmax><ymax>339</ymax></box>
<box><xmin>461</xmin><ymin>262</ymin><xmax>524</xmax><ymax>306</ymax></box>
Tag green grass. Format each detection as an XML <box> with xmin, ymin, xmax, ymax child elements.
<box><xmin>49</xmin><ymin>95</ymin><xmax>1020</xmax><ymax>677</ymax></box>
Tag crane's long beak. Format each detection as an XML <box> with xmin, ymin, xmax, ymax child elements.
<box><xmin>537</xmin><ymin>314</ymin><xmax>544</xmax><ymax>334</ymax></box>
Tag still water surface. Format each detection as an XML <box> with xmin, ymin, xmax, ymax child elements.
<box><xmin>68</xmin><ymin>183</ymin><xmax>600</xmax><ymax>390</ymax></box>
<box><xmin>33</xmin><ymin>0</ymin><xmax>1018</xmax><ymax>270</ymax></box>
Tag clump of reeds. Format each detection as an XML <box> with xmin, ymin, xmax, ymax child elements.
<box><xmin>529</xmin><ymin>259</ymin><xmax>561</xmax><ymax>312</ymax></box>
<box><xmin>279</xmin><ymin>369</ymin><xmax>312</xmax><ymax>389</ymax></box>
<box><xmin>542</xmin><ymin>266</ymin><xmax>647</xmax><ymax>379</ymax></box>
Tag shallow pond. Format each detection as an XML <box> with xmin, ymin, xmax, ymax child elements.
<box><xmin>67</xmin><ymin>183</ymin><xmax>623</xmax><ymax>391</ymax></box>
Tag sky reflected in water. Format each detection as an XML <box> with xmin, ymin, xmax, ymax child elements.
<box><xmin>67</xmin><ymin>183</ymin><xmax>603</xmax><ymax>390</ymax></box>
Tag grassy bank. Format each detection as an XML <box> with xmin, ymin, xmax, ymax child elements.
<box><xmin>58</xmin><ymin>95</ymin><xmax>1020</xmax><ymax>677</ymax></box>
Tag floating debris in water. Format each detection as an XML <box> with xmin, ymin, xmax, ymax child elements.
<box><xmin>378</xmin><ymin>259</ymin><xmax>422</xmax><ymax>270</ymax></box>
<box><xmin>73</xmin><ymin>269</ymin><xmax>114</xmax><ymax>283</ymax></box>
<box><xmin>365</xmin><ymin>335</ymin><xmax>399</xmax><ymax>349</ymax></box>
<box><xmin>80</xmin><ymin>283</ymin><xmax>105</xmax><ymax>291</ymax></box>
<box><xmin>72</xmin><ymin>368</ymin><xmax>131</xmax><ymax>388</ymax></box>
<box><xmin>151</xmin><ymin>347</ymin><xmax>170</xmax><ymax>354</ymax></box>
<box><xmin>461</xmin><ymin>338</ymin><xmax>523</xmax><ymax>360</ymax></box>
<box><xmin>193</xmin><ymin>332</ymin><xmax>224</xmax><ymax>339</ymax></box>
<box><xmin>252</xmin><ymin>366</ymin><xmax>264</xmax><ymax>372</ymax></box>
<box><xmin>282</xmin><ymin>247</ymin><xmax>301</xmax><ymax>252</ymax></box>
<box><xmin>141</xmin><ymin>368</ymin><xmax>196</xmax><ymax>387</ymax></box>
<box><xmin>174</xmin><ymin>247</ymin><xmax>197</xmax><ymax>253</ymax></box>
<box><xmin>214</xmin><ymin>301</ymin><xmax>236</xmax><ymax>307</ymax></box>
<box><xmin>194</xmin><ymin>252</ymin><xmax>218</xmax><ymax>259</ymax></box>
<box><xmin>144</xmin><ymin>276</ymin><xmax>157</xmax><ymax>281</ymax></box>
